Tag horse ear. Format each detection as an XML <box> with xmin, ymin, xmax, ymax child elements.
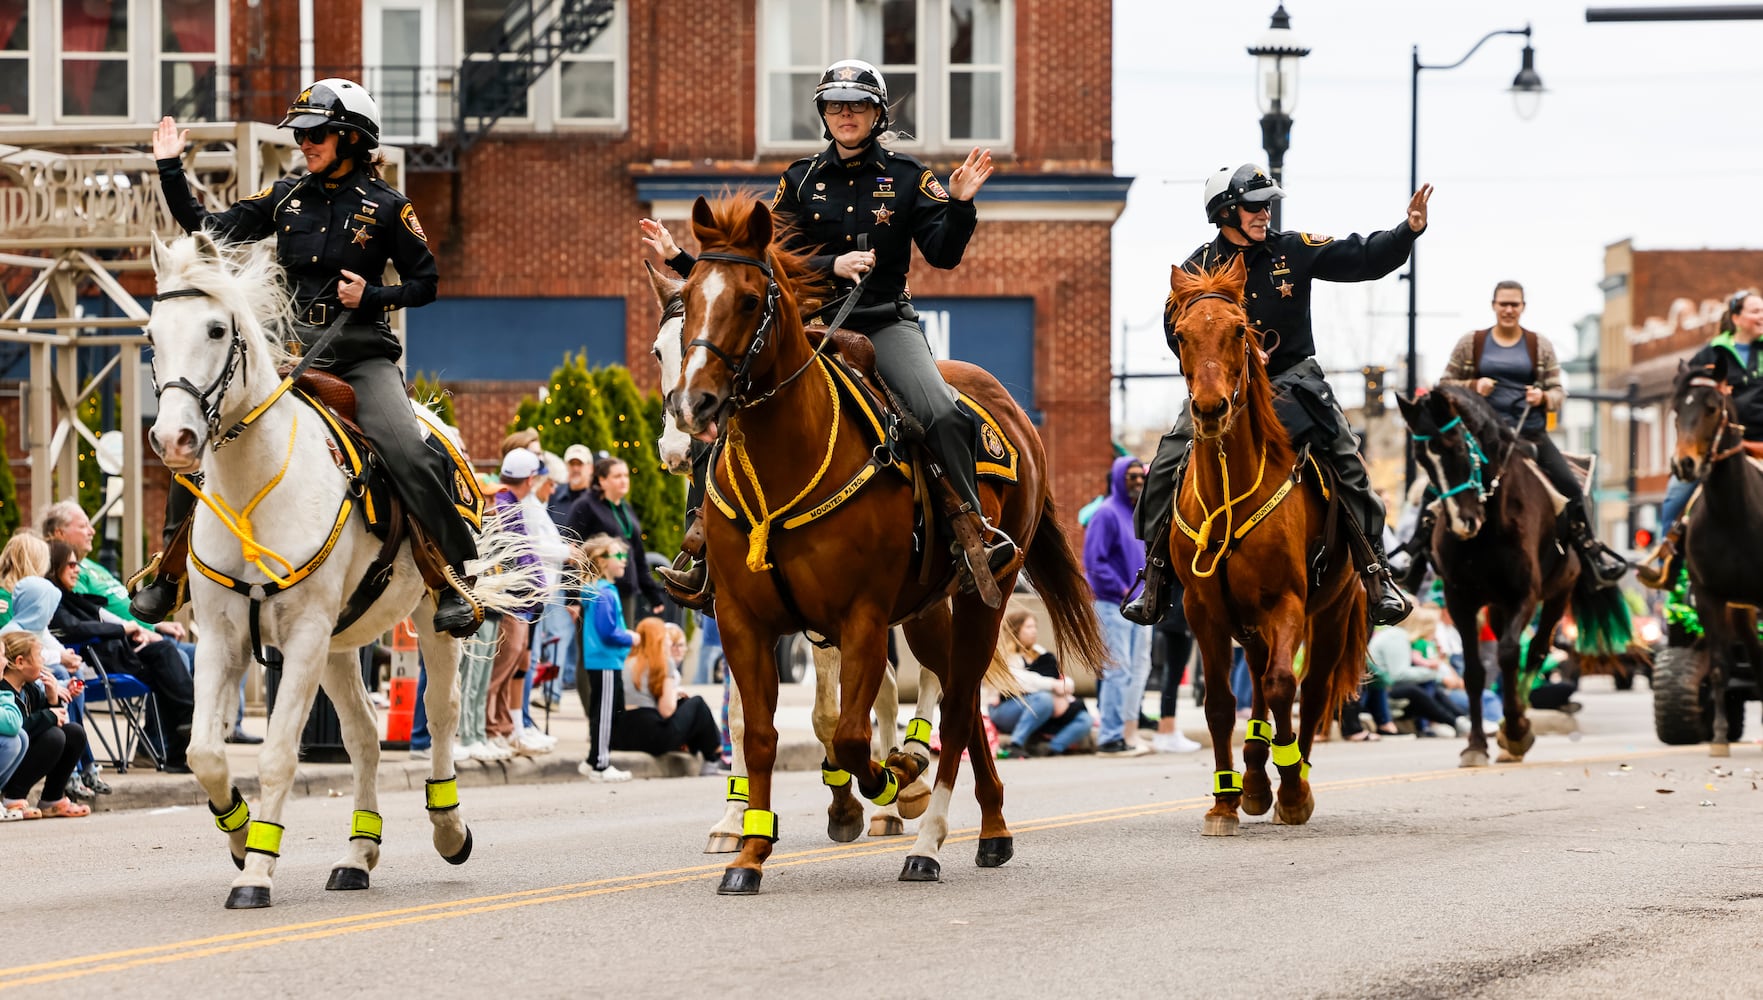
<box><xmin>1222</xmin><ymin>255</ymin><xmax>1249</xmax><ymax>296</ymax></box>
<box><xmin>1395</xmin><ymin>392</ymin><xmax>1421</xmax><ymax>423</ymax></box>
<box><xmin>149</xmin><ymin>231</ymin><xmax>169</xmax><ymax>276</ymax></box>
<box><xmin>1169</xmin><ymin>264</ymin><xmax>1198</xmax><ymax>304</ymax></box>
<box><xmin>644</xmin><ymin>259</ymin><xmax>684</xmax><ymax>309</ymax></box>
<box><xmin>191</xmin><ymin>229</ymin><xmax>221</xmax><ymax>261</ymax></box>
<box><xmin>690</xmin><ymin>196</ymin><xmax>716</xmax><ymax>245</ymax></box>
<box><xmin>746</xmin><ymin>199</ymin><xmax>773</xmax><ymax>250</ymax></box>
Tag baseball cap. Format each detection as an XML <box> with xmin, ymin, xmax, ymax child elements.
<box><xmin>563</xmin><ymin>443</ymin><xmax>593</xmax><ymax>465</ymax></box>
<box><xmin>500</xmin><ymin>448</ymin><xmax>541</xmax><ymax>480</ymax></box>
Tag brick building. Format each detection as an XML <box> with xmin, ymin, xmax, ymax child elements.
<box><xmin>1</xmin><ymin>0</ymin><xmax>1127</xmax><ymax>545</ymax></box>
<box><xmin>1593</xmin><ymin>239</ymin><xmax>1763</xmax><ymax>542</ymax></box>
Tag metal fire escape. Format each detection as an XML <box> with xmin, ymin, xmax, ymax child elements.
<box><xmin>407</xmin><ymin>0</ymin><xmax>616</xmax><ymax>171</ymax></box>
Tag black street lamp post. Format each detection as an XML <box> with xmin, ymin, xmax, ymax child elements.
<box><xmin>1247</xmin><ymin>5</ymin><xmax>1309</xmax><ymax>232</ymax></box>
<box><xmin>1404</xmin><ymin>26</ymin><xmax>1545</xmax><ymax>487</ymax></box>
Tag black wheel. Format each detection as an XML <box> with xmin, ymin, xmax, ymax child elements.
<box><xmin>774</xmin><ymin>633</ymin><xmax>812</xmax><ymax>684</ymax></box>
<box><xmin>1652</xmin><ymin>644</ymin><xmax>1706</xmax><ymax>746</ymax></box>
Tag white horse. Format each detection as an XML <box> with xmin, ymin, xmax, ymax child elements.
<box><xmin>645</xmin><ymin>262</ymin><xmax>940</xmax><ymax>850</ymax></box>
<box><xmin>147</xmin><ymin>232</ymin><xmax>542</xmax><ymax>908</ymax></box>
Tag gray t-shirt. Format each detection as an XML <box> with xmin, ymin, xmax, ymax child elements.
<box><xmin>622</xmin><ymin>664</ymin><xmax>678</xmax><ymax>711</ymax></box>
<box><xmin>1479</xmin><ymin>336</ymin><xmax>1543</xmax><ymax>432</ymax></box>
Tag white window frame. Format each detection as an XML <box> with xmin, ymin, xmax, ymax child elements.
<box><xmin>153</xmin><ymin>0</ymin><xmax>225</xmax><ymax>122</ymax></box>
<box><xmin>551</xmin><ymin>0</ymin><xmax>626</xmax><ymax>130</ymax></box>
<box><xmin>456</xmin><ymin>0</ymin><xmax>535</xmax><ymax>130</ymax></box>
<box><xmin>364</xmin><ymin>0</ymin><xmax>439</xmax><ymax>145</ymax></box>
<box><xmin>0</xmin><ymin>1</ymin><xmax>31</xmax><ymax>122</ymax></box>
<box><xmin>757</xmin><ymin>0</ymin><xmax>1013</xmax><ymax>156</ymax></box>
<box><xmin>56</xmin><ymin>0</ymin><xmax>135</xmax><ymax>123</ymax></box>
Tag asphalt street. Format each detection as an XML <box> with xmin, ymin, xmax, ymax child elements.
<box><xmin>9</xmin><ymin>680</ymin><xmax>1762</xmax><ymax>1000</ymax></box>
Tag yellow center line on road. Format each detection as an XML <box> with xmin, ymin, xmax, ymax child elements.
<box><xmin>0</xmin><ymin>743</ymin><xmax>1705</xmax><ymax>990</ymax></box>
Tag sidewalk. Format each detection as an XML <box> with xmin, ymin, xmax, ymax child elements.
<box><xmin>90</xmin><ymin>681</ymin><xmax>828</xmax><ymax>814</ymax></box>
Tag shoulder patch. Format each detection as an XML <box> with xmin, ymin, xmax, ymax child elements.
<box><xmin>771</xmin><ymin>175</ymin><xmax>787</xmax><ymax>209</ymax></box>
<box><xmin>1299</xmin><ymin>232</ymin><xmax>1333</xmax><ymax>247</ymax></box>
<box><xmin>244</xmin><ymin>185</ymin><xmax>274</xmax><ymax>200</ymax></box>
<box><xmin>918</xmin><ymin>169</ymin><xmax>949</xmax><ymax>202</ymax></box>
<box><xmin>401</xmin><ymin>203</ymin><xmax>427</xmax><ymax>241</ymax></box>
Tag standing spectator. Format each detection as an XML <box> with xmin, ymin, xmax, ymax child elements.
<box><xmin>1150</xmin><ymin>586</ymin><xmax>1202</xmax><ymax>753</ymax></box>
<box><xmin>576</xmin><ymin>534</ymin><xmax>633</xmax><ymax>782</ymax></box>
<box><xmin>1</xmin><ymin>632</ymin><xmax>89</xmax><ymax>818</ymax></box>
<box><xmin>1085</xmin><ymin>456</ymin><xmax>1152</xmax><ymax>757</ymax></box>
<box><xmin>515</xmin><ymin>456</ymin><xmax>566</xmax><ymax>754</ymax></box>
<box><xmin>0</xmin><ymin>532</ymin><xmax>50</xmax><ymax>628</ymax></box>
<box><xmin>549</xmin><ymin>444</ymin><xmax>596</xmax><ymax>527</ymax></box>
<box><xmin>540</xmin><ymin>444</ymin><xmax>596</xmax><ymax>704</ymax></box>
<box><xmin>567</xmin><ymin>457</ymin><xmax>667</xmax><ymax>625</ymax></box>
<box><xmin>612</xmin><ymin>617</ymin><xmax>725</xmax><ymax>774</ymax></box>
<box><xmin>484</xmin><ymin>450</ymin><xmax>544</xmax><ymax>755</ymax></box>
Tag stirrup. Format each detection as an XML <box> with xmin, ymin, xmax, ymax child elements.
<box><xmin>433</xmin><ymin>567</ymin><xmax>485</xmax><ymax>638</ymax></box>
<box><xmin>1635</xmin><ymin>536</ymin><xmax>1678</xmax><ymax>590</ymax></box>
<box><xmin>951</xmin><ymin>514</ymin><xmax>1013</xmax><ymax>609</ymax></box>
<box><xmin>658</xmin><ymin>553</ymin><xmax>714</xmax><ymax>612</ymax></box>
<box><xmin>126</xmin><ymin>551</ymin><xmax>164</xmax><ymax>596</ymax></box>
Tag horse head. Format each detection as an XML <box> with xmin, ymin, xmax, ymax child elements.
<box><xmin>146</xmin><ymin>231</ymin><xmax>289</xmax><ymax>473</ymax></box>
<box><xmin>1670</xmin><ymin>356</ymin><xmax>1737</xmax><ymax>482</ymax></box>
<box><xmin>644</xmin><ymin>260</ymin><xmax>693</xmax><ymax>474</ymax></box>
<box><xmin>666</xmin><ymin>194</ymin><xmax>787</xmax><ymax>439</ymax></box>
<box><xmin>1398</xmin><ymin>387</ymin><xmax>1494</xmax><ymax>539</ymax></box>
<box><xmin>1167</xmin><ymin>257</ymin><xmax>1261</xmax><ymax>440</ymax></box>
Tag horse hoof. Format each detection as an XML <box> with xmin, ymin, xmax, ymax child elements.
<box><xmin>899</xmin><ymin>855</ymin><xmax>942</xmax><ymax>882</ymax></box>
<box><xmin>441</xmin><ymin>828</ymin><xmax>473</xmax><ymax>866</ymax></box>
<box><xmin>1202</xmin><ymin>814</ymin><xmax>1240</xmax><ymax>837</ymax></box>
<box><xmin>1241</xmin><ymin>791</ymin><xmax>1273</xmax><ymax>816</ymax></box>
<box><xmin>230</xmin><ymin>853</ymin><xmax>246</xmax><ymax>871</ymax></box>
<box><xmin>704</xmin><ymin>833</ymin><xmax>742</xmax><ymax>854</ymax></box>
<box><xmin>1460</xmin><ymin>748</ymin><xmax>1490</xmax><ymax>768</ymax></box>
<box><xmin>1495</xmin><ymin>751</ymin><xmax>1524</xmax><ymax>764</ymax></box>
<box><xmin>828</xmin><ymin>816</ymin><xmax>863</xmax><ymax>844</ymax></box>
<box><xmin>225</xmin><ymin>885</ymin><xmax>271</xmax><ymax>910</ymax></box>
<box><xmin>868</xmin><ymin>814</ymin><xmax>906</xmax><ymax>838</ymax></box>
<box><xmin>717</xmin><ymin>867</ymin><xmax>762</xmax><ymax>895</ymax></box>
<box><xmin>975</xmin><ymin>836</ymin><xmax>1013</xmax><ymax>868</ymax></box>
<box><xmin>1273</xmin><ymin>799</ymin><xmax>1314</xmax><ymax>826</ymax></box>
<box><xmin>896</xmin><ymin>779</ymin><xmax>931</xmax><ymax>820</ymax></box>
<box><xmin>326</xmin><ymin>867</ymin><xmax>370</xmax><ymax>891</ymax></box>
<box><xmin>1711</xmin><ymin>743</ymin><xmax>1732</xmax><ymax>758</ymax></box>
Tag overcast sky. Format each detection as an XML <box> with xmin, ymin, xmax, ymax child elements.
<box><xmin>1110</xmin><ymin>0</ymin><xmax>1759</xmax><ymax>430</ymax></box>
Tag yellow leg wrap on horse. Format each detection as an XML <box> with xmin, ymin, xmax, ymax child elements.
<box><xmin>742</xmin><ymin>809</ymin><xmax>779</xmax><ymax>842</ymax></box>
<box><xmin>821</xmin><ymin>763</ymin><xmax>852</xmax><ymax>788</ymax></box>
<box><xmin>350</xmin><ymin>810</ymin><xmax>384</xmax><ymax>843</ymax></box>
<box><xmin>245</xmin><ymin>820</ymin><xmax>285</xmax><ymax>858</ymax></box>
<box><xmin>904</xmin><ymin>717</ymin><xmax>934</xmax><ymax>746</ymax></box>
<box><xmin>210</xmin><ymin>787</ymin><xmax>249</xmax><ymax>834</ymax></box>
<box><xmin>1213</xmin><ymin>770</ymin><xmax>1243</xmax><ymax>795</ymax></box>
<box><xmin>1244</xmin><ymin>719</ymin><xmax>1273</xmax><ymax>744</ymax></box>
<box><xmin>1300</xmin><ymin>760</ymin><xmax>1311</xmax><ymax>781</ymax></box>
<box><xmin>425</xmin><ymin>777</ymin><xmax>460</xmax><ymax>812</ymax></box>
<box><xmin>1270</xmin><ymin>737</ymin><xmax>1302</xmax><ymax>768</ymax></box>
<box><xmin>868</xmin><ymin>768</ymin><xmax>900</xmax><ymax>806</ymax></box>
<box><xmin>726</xmin><ymin>775</ymin><xmax>749</xmax><ymax>803</ymax></box>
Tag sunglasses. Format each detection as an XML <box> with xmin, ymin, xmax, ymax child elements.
<box><xmin>63</xmin><ymin>560</ymin><xmax>79</xmax><ymax>569</ymax></box>
<box><xmin>822</xmin><ymin>101</ymin><xmax>875</xmax><ymax>116</ymax></box>
<box><xmin>1493</xmin><ymin>301</ymin><xmax>1525</xmax><ymax>309</ymax></box>
<box><xmin>608</xmin><ymin>553</ymin><xmax>628</xmax><ymax>561</ymax></box>
<box><xmin>1239</xmin><ymin>202</ymin><xmax>1272</xmax><ymax>216</ymax></box>
<box><xmin>291</xmin><ymin>127</ymin><xmax>332</xmax><ymax>145</ymax></box>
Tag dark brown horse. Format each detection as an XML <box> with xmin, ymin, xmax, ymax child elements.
<box><xmin>1397</xmin><ymin>385</ymin><xmax>1631</xmax><ymax>767</ymax></box>
<box><xmin>664</xmin><ymin>194</ymin><xmax>1106</xmax><ymax>894</ymax></box>
<box><xmin>1164</xmin><ymin>258</ymin><xmax>1367</xmax><ymax>836</ymax></box>
<box><xmin>1668</xmin><ymin>357</ymin><xmax>1763</xmax><ymax>756</ymax></box>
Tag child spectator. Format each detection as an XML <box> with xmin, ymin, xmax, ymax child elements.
<box><xmin>576</xmin><ymin>534</ymin><xmax>633</xmax><ymax>782</ymax></box>
<box><xmin>1</xmin><ymin>632</ymin><xmax>88</xmax><ymax>818</ymax></box>
<box><xmin>612</xmin><ymin>617</ymin><xmax>725</xmax><ymax>775</ymax></box>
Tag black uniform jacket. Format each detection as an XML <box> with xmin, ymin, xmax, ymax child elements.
<box><xmin>156</xmin><ymin>158</ymin><xmax>438</xmax><ymax>366</ymax></box>
<box><xmin>1687</xmin><ymin>336</ymin><xmax>1763</xmax><ymax>441</ymax></box>
<box><xmin>1174</xmin><ymin>222</ymin><xmax>1420</xmax><ymax>377</ymax></box>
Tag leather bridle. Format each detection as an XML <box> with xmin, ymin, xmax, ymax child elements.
<box><xmin>150</xmin><ymin>287</ymin><xmax>247</xmax><ymax>443</ymax></box>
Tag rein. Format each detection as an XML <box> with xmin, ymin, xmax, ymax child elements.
<box><xmin>1410</xmin><ymin>415</ymin><xmax>1497</xmax><ymax>502</ymax></box>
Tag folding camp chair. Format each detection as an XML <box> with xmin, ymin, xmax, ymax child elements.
<box><xmin>71</xmin><ymin>641</ymin><xmax>165</xmax><ymax>773</ymax></box>
<box><xmin>531</xmin><ymin>635</ymin><xmax>560</xmax><ymax>735</ymax></box>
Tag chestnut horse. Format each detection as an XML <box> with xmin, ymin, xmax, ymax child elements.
<box><xmin>1164</xmin><ymin>258</ymin><xmax>1367</xmax><ymax>836</ymax></box>
<box><xmin>666</xmin><ymin>194</ymin><xmax>1105</xmax><ymax>894</ymax></box>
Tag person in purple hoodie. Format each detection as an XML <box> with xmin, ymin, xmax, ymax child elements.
<box><xmin>1084</xmin><ymin>456</ymin><xmax>1152</xmax><ymax>757</ymax></box>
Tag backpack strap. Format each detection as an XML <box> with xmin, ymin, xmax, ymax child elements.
<box><xmin>1523</xmin><ymin>328</ymin><xmax>1539</xmax><ymax>378</ymax></box>
<box><xmin>1471</xmin><ymin>328</ymin><xmax>1490</xmax><ymax>372</ymax></box>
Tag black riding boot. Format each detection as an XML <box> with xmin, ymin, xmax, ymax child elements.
<box><xmin>1121</xmin><ymin>517</ymin><xmax>1174</xmax><ymax>626</ymax></box>
<box><xmin>1563</xmin><ymin>499</ymin><xmax>1629</xmax><ymax>589</ymax></box>
<box><xmin>1365</xmin><ymin>537</ymin><xmax>1413</xmax><ymax>627</ymax></box>
<box><xmin>129</xmin><ymin>480</ymin><xmax>198</xmax><ymax>624</ymax></box>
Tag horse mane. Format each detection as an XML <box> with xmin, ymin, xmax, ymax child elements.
<box><xmin>156</xmin><ymin>233</ymin><xmax>298</xmax><ymax>369</ymax></box>
<box><xmin>1433</xmin><ymin>383</ymin><xmax>1522</xmax><ymax>468</ymax></box>
<box><xmin>695</xmin><ymin>193</ymin><xmax>832</xmax><ymax>315</ymax></box>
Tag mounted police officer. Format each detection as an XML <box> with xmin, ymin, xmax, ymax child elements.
<box><xmin>1122</xmin><ymin>164</ymin><xmax>1432</xmax><ymax>628</ymax></box>
<box><xmin>642</xmin><ymin>58</ymin><xmax>1014</xmax><ymax>606</ymax></box>
<box><xmin>137</xmin><ymin>78</ymin><xmax>487</xmax><ymax>637</ymax></box>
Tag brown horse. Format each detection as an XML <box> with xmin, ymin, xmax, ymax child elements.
<box><xmin>665</xmin><ymin>194</ymin><xmax>1105</xmax><ymax>894</ymax></box>
<box><xmin>1164</xmin><ymin>258</ymin><xmax>1368</xmax><ymax>836</ymax></box>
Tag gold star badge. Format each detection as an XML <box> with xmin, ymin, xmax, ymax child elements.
<box><xmin>1277</xmin><ymin>279</ymin><xmax>1294</xmax><ymax>298</ymax></box>
<box><xmin>351</xmin><ymin>226</ymin><xmax>372</xmax><ymax>247</ymax></box>
<box><xmin>836</xmin><ymin>67</ymin><xmax>858</xmax><ymax>81</ymax></box>
<box><xmin>872</xmin><ymin>206</ymin><xmax>894</xmax><ymax>225</ymax></box>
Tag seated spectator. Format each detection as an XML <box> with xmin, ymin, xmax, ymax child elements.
<box><xmin>44</xmin><ymin>540</ymin><xmax>194</xmax><ymax>771</ymax></box>
<box><xmin>0</xmin><ymin>666</ymin><xmax>25</xmax><ymax>818</ymax></box>
<box><xmin>576</xmin><ymin>534</ymin><xmax>633</xmax><ymax>783</ymax></box>
<box><xmin>0</xmin><ymin>576</ymin><xmax>107</xmax><ymax>798</ymax></box>
<box><xmin>0</xmin><ymin>531</ymin><xmax>50</xmax><ymax>628</ymax></box>
<box><xmin>1341</xmin><ymin>631</ymin><xmax>1398</xmax><ymax>742</ymax></box>
<box><xmin>991</xmin><ymin>609</ymin><xmax>1093</xmax><ymax>758</ymax></box>
<box><xmin>40</xmin><ymin>500</ymin><xmax>189</xmax><ymax>648</ymax></box>
<box><xmin>612</xmin><ymin>617</ymin><xmax>725</xmax><ymax>775</ymax></box>
<box><xmin>1380</xmin><ymin>607</ymin><xmax>1471</xmax><ymax>738</ymax></box>
<box><xmin>1</xmin><ymin>632</ymin><xmax>89</xmax><ymax>818</ymax></box>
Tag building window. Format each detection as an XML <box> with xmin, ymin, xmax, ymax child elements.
<box><xmin>554</xmin><ymin>0</ymin><xmax>624</xmax><ymax>125</ymax></box>
<box><xmin>0</xmin><ymin>2</ymin><xmax>29</xmax><ymax>118</ymax></box>
<box><xmin>157</xmin><ymin>0</ymin><xmax>217</xmax><ymax>120</ymax></box>
<box><xmin>760</xmin><ymin>0</ymin><xmax>1011</xmax><ymax>153</ymax></box>
<box><xmin>59</xmin><ymin>0</ymin><xmax>131</xmax><ymax>119</ymax></box>
<box><xmin>459</xmin><ymin>0</ymin><xmax>533</xmax><ymax>123</ymax></box>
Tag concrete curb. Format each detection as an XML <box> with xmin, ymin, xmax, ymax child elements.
<box><xmin>93</xmin><ymin>737</ymin><xmax>829</xmax><ymax>814</ymax></box>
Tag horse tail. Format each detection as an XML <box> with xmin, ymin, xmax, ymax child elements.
<box><xmin>1021</xmin><ymin>493</ymin><xmax>1109</xmax><ymax>676</ymax></box>
<box><xmin>1330</xmin><ymin>587</ymin><xmax>1371</xmax><ymax>728</ymax></box>
<box><xmin>462</xmin><ymin>504</ymin><xmax>563</xmax><ymax>616</ymax></box>
<box><xmin>1570</xmin><ymin>570</ymin><xmax>1634</xmax><ymax>659</ymax></box>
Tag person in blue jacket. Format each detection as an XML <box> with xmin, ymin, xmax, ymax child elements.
<box><xmin>576</xmin><ymin>534</ymin><xmax>634</xmax><ymax>783</ymax></box>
